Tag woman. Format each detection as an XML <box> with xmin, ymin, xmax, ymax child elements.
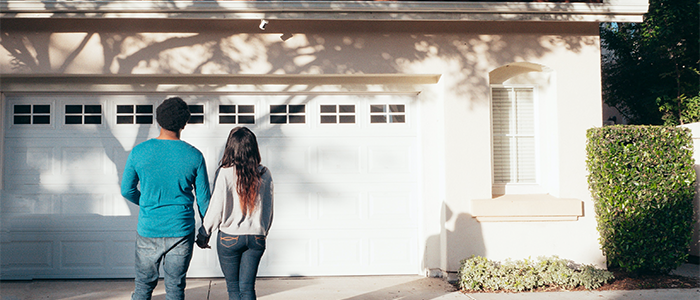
<box><xmin>196</xmin><ymin>127</ymin><xmax>273</xmax><ymax>300</ymax></box>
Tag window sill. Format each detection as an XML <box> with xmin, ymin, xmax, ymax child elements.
<box><xmin>471</xmin><ymin>194</ymin><xmax>583</xmax><ymax>222</ymax></box>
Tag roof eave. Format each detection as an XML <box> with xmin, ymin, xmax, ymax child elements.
<box><xmin>0</xmin><ymin>0</ymin><xmax>649</xmax><ymax>23</ymax></box>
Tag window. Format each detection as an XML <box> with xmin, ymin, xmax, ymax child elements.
<box><xmin>219</xmin><ymin>105</ymin><xmax>255</xmax><ymax>124</ymax></box>
<box><xmin>188</xmin><ymin>105</ymin><xmax>204</xmax><ymax>124</ymax></box>
<box><xmin>320</xmin><ymin>104</ymin><xmax>356</xmax><ymax>124</ymax></box>
<box><xmin>116</xmin><ymin>105</ymin><xmax>153</xmax><ymax>124</ymax></box>
<box><xmin>13</xmin><ymin>104</ymin><xmax>51</xmax><ymax>125</ymax></box>
<box><xmin>491</xmin><ymin>87</ymin><xmax>536</xmax><ymax>184</ymax></box>
<box><xmin>270</xmin><ymin>104</ymin><xmax>305</xmax><ymax>124</ymax></box>
<box><xmin>370</xmin><ymin>104</ymin><xmax>405</xmax><ymax>123</ymax></box>
<box><xmin>65</xmin><ymin>105</ymin><xmax>102</xmax><ymax>125</ymax></box>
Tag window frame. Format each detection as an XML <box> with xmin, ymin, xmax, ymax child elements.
<box><xmin>217</xmin><ymin>103</ymin><xmax>257</xmax><ymax>125</ymax></box>
<box><xmin>63</xmin><ymin>104</ymin><xmax>104</xmax><ymax>126</ymax></box>
<box><xmin>10</xmin><ymin>102</ymin><xmax>54</xmax><ymax>128</ymax></box>
<box><xmin>269</xmin><ymin>104</ymin><xmax>307</xmax><ymax>125</ymax></box>
<box><xmin>114</xmin><ymin>103</ymin><xmax>155</xmax><ymax>125</ymax></box>
<box><xmin>490</xmin><ymin>84</ymin><xmax>542</xmax><ymax>195</ymax></box>
<box><xmin>368</xmin><ymin>103</ymin><xmax>408</xmax><ymax>125</ymax></box>
<box><xmin>319</xmin><ymin>103</ymin><xmax>357</xmax><ymax>125</ymax></box>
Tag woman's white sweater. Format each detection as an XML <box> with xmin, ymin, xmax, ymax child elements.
<box><xmin>199</xmin><ymin>165</ymin><xmax>273</xmax><ymax>238</ymax></box>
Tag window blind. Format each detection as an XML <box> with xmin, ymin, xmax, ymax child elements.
<box><xmin>492</xmin><ymin>87</ymin><xmax>536</xmax><ymax>184</ymax></box>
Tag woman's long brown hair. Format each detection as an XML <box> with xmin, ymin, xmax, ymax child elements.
<box><xmin>219</xmin><ymin>127</ymin><xmax>262</xmax><ymax>215</ymax></box>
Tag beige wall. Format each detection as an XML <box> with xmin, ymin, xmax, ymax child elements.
<box><xmin>0</xmin><ymin>19</ymin><xmax>606</xmax><ymax>274</ymax></box>
<box><xmin>681</xmin><ymin>123</ymin><xmax>700</xmax><ymax>259</ymax></box>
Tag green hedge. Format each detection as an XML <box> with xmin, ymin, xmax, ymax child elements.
<box><xmin>586</xmin><ymin>125</ymin><xmax>696</xmax><ymax>274</ymax></box>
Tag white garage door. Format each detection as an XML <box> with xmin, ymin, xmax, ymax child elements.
<box><xmin>1</xmin><ymin>93</ymin><xmax>420</xmax><ymax>279</ymax></box>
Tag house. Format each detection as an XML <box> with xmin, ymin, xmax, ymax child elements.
<box><xmin>0</xmin><ymin>0</ymin><xmax>649</xmax><ymax>279</ymax></box>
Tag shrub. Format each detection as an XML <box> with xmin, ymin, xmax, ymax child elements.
<box><xmin>457</xmin><ymin>256</ymin><xmax>614</xmax><ymax>292</ymax></box>
<box><xmin>586</xmin><ymin>125</ymin><xmax>696</xmax><ymax>274</ymax></box>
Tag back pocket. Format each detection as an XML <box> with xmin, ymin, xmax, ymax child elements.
<box><xmin>219</xmin><ymin>235</ymin><xmax>240</xmax><ymax>248</ymax></box>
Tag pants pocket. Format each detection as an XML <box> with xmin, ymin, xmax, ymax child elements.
<box><xmin>219</xmin><ymin>235</ymin><xmax>240</xmax><ymax>248</ymax></box>
<box><xmin>253</xmin><ymin>236</ymin><xmax>266</xmax><ymax>249</ymax></box>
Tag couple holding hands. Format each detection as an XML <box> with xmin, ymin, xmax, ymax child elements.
<box><xmin>121</xmin><ymin>97</ymin><xmax>273</xmax><ymax>300</ymax></box>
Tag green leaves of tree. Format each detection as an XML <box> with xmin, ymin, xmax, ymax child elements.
<box><xmin>601</xmin><ymin>0</ymin><xmax>699</xmax><ymax>125</ymax></box>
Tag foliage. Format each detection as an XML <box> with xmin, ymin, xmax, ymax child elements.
<box><xmin>458</xmin><ymin>256</ymin><xmax>614</xmax><ymax>292</ymax></box>
<box><xmin>601</xmin><ymin>0</ymin><xmax>699</xmax><ymax>125</ymax></box>
<box><xmin>658</xmin><ymin>93</ymin><xmax>700</xmax><ymax>126</ymax></box>
<box><xmin>586</xmin><ymin>126</ymin><xmax>696</xmax><ymax>274</ymax></box>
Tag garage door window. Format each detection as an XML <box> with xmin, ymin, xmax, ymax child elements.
<box><xmin>270</xmin><ymin>104</ymin><xmax>305</xmax><ymax>124</ymax></box>
<box><xmin>116</xmin><ymin>105</ymin><xmax>153</xmax><ymax>124</ymax></box>
<box><xmin>219</xmin><ymin>105</ymin><xmax>255</xmax><ymax>124</ymax></box>
<box><xmin>13</xmin><ymin>104</ymin><xmax>51</xmax><ymax>125</ymax></box>
<box><xmin>320</xmin><ymin>104</ymin><xmax>356</xmax><ymax>124</ymax></box>
<box><xmin>65</xmin><ymin>105</ymin><xmax>102</xmax><ymax>125</ymax></box>
<box><xmin>370</xmin><ymin>104</ymin><xmax>405</xmax><ymax>123</ymax></box>
<box><xmin>188</xmin><ymin>105</ymin><xmax>204</xmax><ymax>124</ymax></box>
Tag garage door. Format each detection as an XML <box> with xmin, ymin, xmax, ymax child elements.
<box><xmin>1</xmin><ymin>93</ymin><xmax>420</xmax><ymax>279</ymax></box>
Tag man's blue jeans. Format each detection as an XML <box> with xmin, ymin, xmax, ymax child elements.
<box><xmin>217</xmin><ymin>232</ymin><xmax>266</xmax><ymax>300</ymax></box>
<box><xmin>132</xmin><ymin>232</ymin><xmax>195</xmax><ymax>300</ymax></box>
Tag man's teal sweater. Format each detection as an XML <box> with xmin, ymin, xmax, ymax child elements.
<box><xmin>121</xmin><ymin>139</ymin><xmax>211</xmax><ymax>238</ymax></box>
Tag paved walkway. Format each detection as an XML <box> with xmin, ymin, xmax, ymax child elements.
<box><xmin>1</xmin><ymin>264</ymin><xmax>697</xmax><ymax>300</ymax></box>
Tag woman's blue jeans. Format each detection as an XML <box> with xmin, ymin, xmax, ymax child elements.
<box><xmin>132</xmin><ymin>232</ymin><xmax>194</xmax><ymax>300</ymax></box>
<box><xmin>217</xmin><ymin>232</ymin><xmax>266</xmax><ymax>300</ymax></box>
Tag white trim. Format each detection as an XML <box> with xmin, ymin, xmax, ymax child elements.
<box><xmin>0</xmin><ymin>74</ymin><xmax>439</xmax><ymax>94</ymax></box>
<box><xmin>0</xmin><ymin>1</ymin><xmax>649</xmax><ymax>22</ymax></box>
<box><xmin>0</xmin><ymin>93</ymin><xmax>4</xmax><ymax>191</ymax></box>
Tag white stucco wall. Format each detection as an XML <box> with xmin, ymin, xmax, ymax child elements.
<box><xmin>0</xmin><ymin>19</ymin><xmax>606</xmax><ymax>276</ymax></box>
<box><xmin>680</xmin><ymin>122</ymin><xmax>700</xmax><ymax>259</ymax></box>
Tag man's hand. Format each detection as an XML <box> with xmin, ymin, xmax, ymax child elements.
<box><xmin>195</xmin><ymin>233</ymin><xmax>211</xmax><ymax>249</ymax></box>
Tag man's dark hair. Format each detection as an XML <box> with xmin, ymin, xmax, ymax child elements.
<box><xmin>156</xmin><ymin>97</ymin><xmax>191</xmax><ymax>132</ymax></box>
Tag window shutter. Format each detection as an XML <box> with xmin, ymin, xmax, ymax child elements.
<box><xmin>492</xmin><ymin>87</ymin><xmax>536</xmax><ymax>184</ymax></box>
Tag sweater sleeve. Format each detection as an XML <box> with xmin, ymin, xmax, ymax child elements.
<box><xmin>262</xmin><ymin>168</ymin><xmax>274</xmax><ymax>236</ymax></box>
<box><xmin>120</xmin><ymin>152</ymin><xmax>141</xmax><ymax>205</ymax></box>
<box><xmin>199</xmin><ymin>167</ymin><xmax>226</xmax><ymax>238</ymax></box>
<box><xmin>195</xmin><ymin>156</ymin><xmax>211</xmax><ymax>220</ymax></box>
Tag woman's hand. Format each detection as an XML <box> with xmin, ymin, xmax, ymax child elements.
<box><xmin>195</xmin><ymin>233</ymin><xmax>211</xmax><ymax>249</ymax></box>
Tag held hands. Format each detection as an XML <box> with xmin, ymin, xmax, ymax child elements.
<box><xmin>195</xmin><ymin>233</ymin><xmax>211</xmax><ymax>249</ymax></box>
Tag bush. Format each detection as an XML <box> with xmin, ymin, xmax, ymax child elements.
<box><xmin>458</xmin><ymin>256</ymin><xmax>614</xmax><ymax>292</ymax></box>
<box><xmin>586</xmin><ymin>125</ymin><xmax>696</xmax><ymax>274</ymax></box>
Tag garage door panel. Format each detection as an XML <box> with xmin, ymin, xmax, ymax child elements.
<box><xmin>368</xmin><ymin>192</ymin><xmax>413</xmax><ymax>220</ymax></box>
<box><xmin>61</xmin><ymin>147</ymin><xmax>108</xmax><ymax>174</ymax></box>
<box><xmin>61</xmin><ymin>240</ymin><xmax>106</xmax><ymax>269</ymax></box>
<box><xmin>273</xmin><ymin>190</ymin><xmax>313</xmax><ymax>221</ymax></box>
<box><xmin>0</xmin><ymin>241</ymin><xmax>53</xmax><ymax>269</ymax></box>
<box><xmin>263</xmin><ymin>238</ymin><xmax>312</xmax><ymax>270</ymax></box>
<box><xmin>319</xmin><ymin>239</ymin><xmax>362</xmax><ymax>266</ymax></box>
<box><xmin>108</xmin><ymin>239</ymin><xmax>137</xmax><ymax>270</ymax></box>
<box><xmin>369</xmin><ymin>238</ymin><xmax>415</xmax><ymax>265</ymax></box>
<box><xmin>6</xmin><ymin>147</ymin><xmax>53</xmax><ymax>174</ymax></box>
<box><xmin>318</xmin><ymin>192</ymin><xmax>362</xmax><ymax>220</ymax></box>
<box><xmin>317</xmin><ymin>146</ymin><xmax>362</xmax><ymax>174</ymax></box>
<box><xmin>2</xmin><ymin>193</ymin><xmax>56</xmax><ymax>214</ymax></box>
<box><xmin>368</xmin><ymin>146</ymin><xmax>412</xmax><ymax>174</ymax></box>
<box><xmin>59</xmin><ymin>193</ymin><xmax>107</xmax><ymax>215</ymax></box>
<box><xmin>263</xmin><ymin>146</ymin><xmax>312</xmax><ymax>176</ymax></box>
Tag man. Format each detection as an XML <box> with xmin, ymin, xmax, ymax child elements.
<box><xmin>121</xmin><ymin>97</ymin><xmax>211</xmax><ymax>300</ymax></box>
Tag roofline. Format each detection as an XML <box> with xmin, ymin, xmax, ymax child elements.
<box><xmin>0</xmin><ymin>1</ymin><xmax>649</xmax><ymax>23</ymax></box>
